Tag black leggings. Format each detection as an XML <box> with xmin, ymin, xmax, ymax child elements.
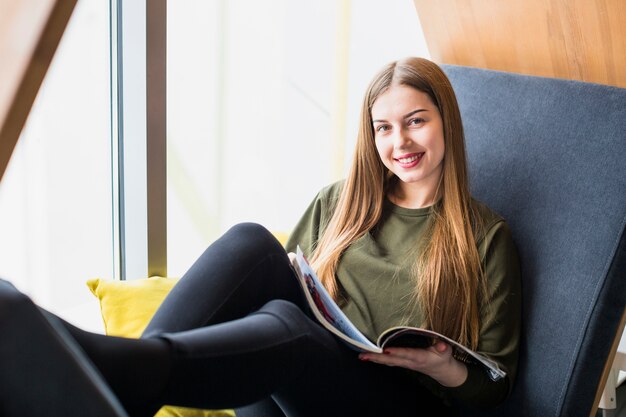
<box><xmin>0</xmin><ymin>223</ymin><xmax>452</xmax><ymax>417</ymax></box>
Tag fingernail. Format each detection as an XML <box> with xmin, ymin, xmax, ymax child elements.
<box><xmin>359</xmin><ymin>356</ymin><xmax>369</xmax><ymax>362</ymax></box>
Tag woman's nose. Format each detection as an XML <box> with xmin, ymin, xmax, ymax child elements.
<box><xmin>392</xmin><ymin>129</ymin><xmax>411</xmax><ymax>149</ymax></box>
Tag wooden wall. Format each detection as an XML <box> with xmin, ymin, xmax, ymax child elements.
<box><xmin>0</xmin><ymin>0</ymin><xmax>77</xmax><ymax>182</ymax></box>
<box><xmin>413</xmin><ymin>0</ymin><xmax>626</xmax><ymax>88</ymax></box>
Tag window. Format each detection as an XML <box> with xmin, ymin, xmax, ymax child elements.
<box><xmin>0</xmin><ymin>0</ymin><xmax>112</xmax><ymax>331</ymax></box>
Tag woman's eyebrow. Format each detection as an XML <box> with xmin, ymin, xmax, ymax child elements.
<box><xmin>403</xmin><ymin>109</ymin><xmax>427</xmax><ymax>119</ymax></box>
<box><xmin>372</xmin><ymin>109</ymin><xmax>428</xmax><ymax>124</ymax></box>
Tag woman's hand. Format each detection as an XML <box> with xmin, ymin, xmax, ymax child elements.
<box><xmin>358</xmin><ymin>341</ymin><xmax>468</xmax><ymax>387</ymax></box>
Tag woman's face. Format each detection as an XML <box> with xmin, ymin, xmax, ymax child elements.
<box><xmin>371</xmin><ymin>84</ymin><xmax>445</xmax><ymax>199</ymax></box>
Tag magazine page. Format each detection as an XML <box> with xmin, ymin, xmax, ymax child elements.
<box><xmin>378</xmin><ymin>326</ymin><xmax>506</xmax><ymax>381</ymax></box>
<box><xmin>292</xmin><ymin>247</ymin><xmax>380</xmax><ymax>353</ymax></box>
<box><xmin>376</xmin><ymin>327</ymin><xmax>436</xmax><ymax>349</ymax></box>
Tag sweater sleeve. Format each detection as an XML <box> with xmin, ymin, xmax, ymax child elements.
<box><xmin>439</xmin><ymin>219</ymin><xmax>522</xmax><ymax>408</ymax></box>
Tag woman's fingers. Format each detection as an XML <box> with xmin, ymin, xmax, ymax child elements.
<box><xmin>358</xmin><ymin>342</ymin><xmax>452</xmax><ymax>372</ymax></box>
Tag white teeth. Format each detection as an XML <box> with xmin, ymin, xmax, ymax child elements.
<box><xmin>398</xmin><ymin>155</ymin><xmax>420</xmax><ymax>163</ymax></box>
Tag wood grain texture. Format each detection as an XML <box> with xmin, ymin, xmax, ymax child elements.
<box><xmin>591</xmin><ymin>308</ymin><xmax>626</xmax><ymax>416</ymax></box>
<box><xmin>0</xmin><ymin>0</ymin><xmax>77</xmax><ymax>182</ymax></box>
<box><xmin>413</xmin><ymin>0</ymin><xmax>626</xmax><ymax>88</ymax></box>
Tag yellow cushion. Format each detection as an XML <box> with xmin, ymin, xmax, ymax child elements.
<box><xmin>273</xmin><ymin>231</ymin><xmax>289</xmax><ymax>246</ymax></box>
<box><xmin>87</xmin><ymin>277</ymin><xmax>236</xmax><ymax>417</ymax></box>
<box><xmin>87</xmin><ymin>276</ymin><xmax>179</xmax><ymax>338</ymax></box>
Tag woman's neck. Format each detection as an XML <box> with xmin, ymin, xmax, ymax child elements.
<box><xmin>388</xmin><ymin>180</ymin><xmax>440</xmax><ymax>209</ymax></box>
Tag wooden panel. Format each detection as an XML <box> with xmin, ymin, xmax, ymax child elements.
<box><xmin>413</xmin><ymin>0</ymin><xmax>626</xmax><ymax>88</ymax></box>
<box><xmin>0</xmin><ymin>0</ymin><xmax>77</xmax><ymax>182</ymax></box>
<box><xmin>591</xmin><ymin>308</ymin><xmax>626</xmax><ymax>416</ymax></box>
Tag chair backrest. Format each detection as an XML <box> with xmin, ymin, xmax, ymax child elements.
<box><xmin>443</xmin><ymin>65</ymin><xmax>626</xmax><ymax>417</ymax></box>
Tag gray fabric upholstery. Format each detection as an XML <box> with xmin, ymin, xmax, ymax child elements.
<box><xmin>443</xmin><ymin>65</ymin><xmax>626</xmax><ymax>417</ymax></box>
<box><xmin>0</xmin><ymin>279</ymin><xmax>129</xmax><ymax>417</ymax></box>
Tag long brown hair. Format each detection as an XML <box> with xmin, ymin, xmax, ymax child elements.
<box><xmin>309</xmin><ymin>57</ymin><xmax>484</xmax><ymax>349</ymax></box>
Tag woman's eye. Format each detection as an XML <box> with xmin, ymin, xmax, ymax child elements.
<box><xmin>408</xmin><ymin>117</ymin><xmax>425</xmax><ymax>126</ymax></box>
<box><xmin>375</xmin><ymin>124</ymin><xmax>390</xmax><ymax>133</ymax></box>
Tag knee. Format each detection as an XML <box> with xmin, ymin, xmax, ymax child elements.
<box><xmin>258</xmin><ymin>300</ymin><xmax>309</xmax><ymax>330</ymax></box>
<box><xmin>260</xmin><ymin>299</ymin><xmax>301</xmax><ymax>313</ymax></box>
<box><xmin>227</xmin><ymin>222</ymin><xmax>272</xmax><ymax>239</ymax></box>
<box><xmin>257</xmin><ymin>300</ymin><xmax>337</xmax><ymax>351</ymax></box>
<box><xmin>224</xmin><ymin>222</ymin><xmax>284</xmax><ymax>253</ymax></box>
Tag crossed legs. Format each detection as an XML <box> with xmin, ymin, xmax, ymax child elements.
<box><xmin>0</xmin><ymin>223</ymin><xmax>451</xmax><ymax>417</ymax></box>
<box><xmin>139</xmin><ymin>223</ymin><xmax>450</xmax><ymax>416</ymax></box>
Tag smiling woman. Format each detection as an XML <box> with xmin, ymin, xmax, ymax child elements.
<box><xmin>307</xmin><ymin>58</ymin><xmax>509</xmax><ymax>360</ymax></box>
<box><xmin>372</xmin><ymin>85</ymin><xmax>445</xmax><ymax>209</ymax></box>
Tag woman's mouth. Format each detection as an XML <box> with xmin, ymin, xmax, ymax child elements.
<box><xmin>394</xmin><ymin>153</ymin><xmax>424</xmax><ymax>168</ymax></box>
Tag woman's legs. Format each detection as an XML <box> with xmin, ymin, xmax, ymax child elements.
<box><xmin>138</xmin><ymin>223</ymin><xmax>450</xmax><ymax>415</ymax></box>
<box><xmin>0</xmin><ymin>279</ymin><xmax>449</xmax><ymax>417</ymax></box>
<box><xmin>141</xmin><ymin>222</ymin><xmax>303</xmax><ymax>415</ymax></box>
<box><xmin>142</xmin><ymin>223</ymin><xmax>307</xmax><ymax>338</ymax></box>
<box><xmin>54</xmin><ymin>315</ymin><xmax>171</xmax><ymax>417</ymax></box>
<box><xmin>0</xmin><ymin>223</ymin><xmax>451</xmax><ymax>416</ymax></box>
<box><xmin>156</xmin><ymin>299</ymin><xmax>451</xmax><ymax>417</ymax></box>
<box><xmin>2</xmin><ymin>223</ymin><xmax>298</xmax><ymax>417</ymax></box>
<box><xmin>50</xmin><ymin>294</ymin><xmax>445</xmax><ymax>417</ymax></box>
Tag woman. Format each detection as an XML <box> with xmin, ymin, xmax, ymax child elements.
<box><xmin>0</xmin><ymin>57</ymin><xmax>521</xmax><ymax>417</ymax></box>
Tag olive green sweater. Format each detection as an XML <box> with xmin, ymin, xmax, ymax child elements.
<box><xmin>285</xmin><ymin>181</ymin><xmax>521</xmax><ymax>409</ymax></box>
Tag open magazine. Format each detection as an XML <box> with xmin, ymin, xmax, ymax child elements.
<box><xmin>289</xmin><ymin>247</ymin><xmax>506</xmax><ymax>382</ymax></box>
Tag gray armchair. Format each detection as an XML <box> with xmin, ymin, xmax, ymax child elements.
<box><xmin>444</xmin><ymin>65</ymin><xmax>626</xmax><ymax>417</ymax></box>
<box><xmin>0</xmin><ymin>279</ymin><xmax>129</xmax><ymax>417</ymax></box>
